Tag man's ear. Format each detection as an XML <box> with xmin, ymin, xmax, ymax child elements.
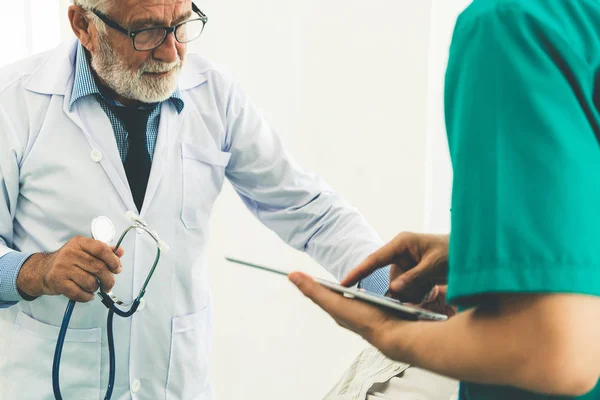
<box><xmin>68</xmin><ymin>5</ymin><xmax>95</xmax><ymax>51</ymax></box>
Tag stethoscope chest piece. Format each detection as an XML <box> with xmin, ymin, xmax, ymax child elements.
<box><xmin>91</xmin><ymin>216</ymin><xmax>115</xmax><ymax>245</ymax></box>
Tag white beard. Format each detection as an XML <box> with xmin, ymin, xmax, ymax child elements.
<box><xmin>91</xmin><ymin>34</ymin><xmax>182</xmax><ymax>103</ymax></box>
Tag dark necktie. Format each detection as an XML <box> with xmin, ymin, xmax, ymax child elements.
<box><xmin>110</xmin><ymin>106</ymin><xmax>154</xmax><ymax>212</ymax></box>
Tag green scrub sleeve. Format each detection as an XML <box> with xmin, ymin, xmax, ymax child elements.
<box><xmin>444</xmin><ymin>5</ymin><xmax>600</xmax><ymax>306</ymax></box>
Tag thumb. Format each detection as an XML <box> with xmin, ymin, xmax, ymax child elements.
<box><xmin>389</xmin><ymin>256</ymin><xmax>438</xmax><ymax>301</ymax></box>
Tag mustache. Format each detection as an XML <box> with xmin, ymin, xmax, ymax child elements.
<box><xmin>139</xmin><ymin>58</ymin><xmax>181</xmax><ymax>74</ymax></box>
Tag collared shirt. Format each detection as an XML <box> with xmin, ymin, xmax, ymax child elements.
<box><xmin>70</xmin><ymin>42</ymin><xmax>185</xmax><ymax>162</ymax></box>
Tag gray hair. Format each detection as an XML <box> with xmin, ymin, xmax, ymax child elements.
<box><xmin>72</xmin><ymin>0</ymin><xmax>113</xmax><ymax>13</ymax></box>
<box><xmin>72</xmin><ymin>0</ymin><xmax>114</xmax><ymax>35</ymax></box>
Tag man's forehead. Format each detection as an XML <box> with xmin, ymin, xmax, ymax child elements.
<box><xmin>114</xmin><ymin>0</ymin><xmax>192</xmax><ymax>27</ymax></box>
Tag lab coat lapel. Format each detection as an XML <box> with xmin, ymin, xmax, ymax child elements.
<box><xmin>137</xmin><ymin>59</ymin><xmax>208</xmax><ymax>213</ymax></box>
<box><xmin>142</xmin><ymin>100</ymin><xmax>183</xmax><ymax>214</ymax></box>
<box><xmin>24</xmin><ymin>38</ymin><xmax>209</xmax><ymax>215</ymax></box>
<box><xmin>65</xmin><ymin>95</ymin><xmax>137</xmax><ymax>212</ymax></box>
<box><xmin>24</xmin><ymin>38</ymin><xmax>137</xmax><ymax>211</ymax></box>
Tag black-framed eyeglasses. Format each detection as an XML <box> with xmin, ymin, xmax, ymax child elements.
<box><xmin>91</xmin><ymin>2</ymin><xmax>207</xmax><ymax>51</ymax></box>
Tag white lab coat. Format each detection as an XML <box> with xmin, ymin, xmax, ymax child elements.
<box><xmin>0</xmin><ymin>39</ymin><xmax>383</xmax><ymax>399</ymax></box>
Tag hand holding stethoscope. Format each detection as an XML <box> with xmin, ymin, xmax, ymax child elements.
<box><xmin>52</xmin><ymin>212</ymin><xmax>168</xmax><ymax>400</ymax></box>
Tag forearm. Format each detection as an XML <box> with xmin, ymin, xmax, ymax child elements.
<box><xmin>250</xmin><ymin>188</ymin><xmax>384</xmax><ymax>280</ymax></box>
<box><xmin>368</xmin><ymin>296</ymin><xmax>599</xmax><ymax>396</ymax></box>
<box><xmin>379</xmin><ymin>309</ymin><xmax>531</xmax><ymax>386</ymax></box>
<box><xmin>225</xmin><ymin>84</ymin><xmax>385</xmax><ymax>283</ymax></box>
<box><xmin>296</xmin><ymin>193</ymin><xmax>384</xmax><ymax>278</ymax></box>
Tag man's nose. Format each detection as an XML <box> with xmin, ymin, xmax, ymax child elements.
<box><xmin>153</xmin><ymin>32</ymin><xmax>178</xmax><ymax>64</ymax></box>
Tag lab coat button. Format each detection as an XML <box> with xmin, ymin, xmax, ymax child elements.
<box><xmin>137</xmin><ymin>298</ymin><xmax>146</xmax><ymax>311</ymax></box>
<box><xmin>131</xmin><ymin>379</ymin><xmax>141</xmax><ymax>393</ymax></box>
<box><xmin>90</xmin><ymin>149</ymin><xmax>103</xmax><ymax>163</ymax></box>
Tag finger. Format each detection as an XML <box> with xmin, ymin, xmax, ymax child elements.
<box><xmin>389</xmin><ymin>255</ymin><xmax>444</xmax><ymax>301</ymax></box>
<box><xmin>436</xmin><ymin>285</ymin><xmax>449</xmax><ymax>298</ymax></box>
<box><xmin>78</xmin><ymin>238</ymin><xmax>122</xmax><ymax>273</ymax></box>
<box><xmin>62</xmin><ymin>280</ymin><xmax>95</xmax><ymax>303</ymax></box>
<box><xmin>419</xmin><ymin>288</ymin><xmax>456</xmax><ymax>317</ymax></box>
<box><xmin>74</xmin><ymin>255</ymin><xmax>116</xmax><ymax>293</ymax></box>
<box><xmin>78</xmin><ymin>243</ymin><xmax>122</xmax><ymax>275</ymax></box>
<box><xmin>389</xmin><ymin>256</ymin><xmax>432</xmax><ymax>292</ymax></box>
<box><xmin>341</xmin><ymin>242</ymin><xmax>409</xmax><ymax>287</ymax></box>
<box><xmin>69</xmin><ymin>268</ymin><xmax>100</xmax><ymax>293</ymax></box>
<box><xmin>289</xmin><ymin>272</ymin><xmax>356</xmax><ymax>320</ymax></box>
<box><xmin>111</xmin><ymin>246</ymin><xmax>125</xmax><ymax>258</ymax></box>
<box><xmin>421</xmin><ymin>285</ymin><xmax>440</xmax><ymax>304</ymax></box>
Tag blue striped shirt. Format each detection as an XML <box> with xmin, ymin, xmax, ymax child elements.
<box><xmin>70</xmin><ymin>42</ymin><xmax>185</xmax><ymax>161</ymax></box>
<box><xmin>359</xmin><ymin>265</ymin><xmax>390</xmax><ymax>295</ymax></box>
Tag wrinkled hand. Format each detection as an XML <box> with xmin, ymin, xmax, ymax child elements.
<box><xmin>343</xmin><ymin>233</ymin><xmax>449</xmax><ymax>304</ymax></box>
<box><xmin>17</xmin><ymin>237</ymin><xmax>125</xmax><ymax>303</ymax></box>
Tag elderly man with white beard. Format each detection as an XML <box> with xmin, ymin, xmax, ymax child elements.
<box><xmin>0</xmin><ymin>0</ymin><xmax>393</xmax><ymax>398</ymax></box>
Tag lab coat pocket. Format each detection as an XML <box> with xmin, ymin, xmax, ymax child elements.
<box><xmin>6</xmin><ymin>310</ymin><xmax>101</xmax><ymax>400</ymax></box>
<box><xmin>166</xmin><ymin>308</ymin><xmax>211</xmax><ymax>400</ymax></box>
<box><xmin>181</xmin><ymin>143</ymin><xmax>231</xmax><ymax>229</ymax></box>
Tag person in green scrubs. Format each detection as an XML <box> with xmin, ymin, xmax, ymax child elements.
<box><xmin>289</xmin><ymin>0</ymin><xmax>600</xmax><ymax>398</ymax></box>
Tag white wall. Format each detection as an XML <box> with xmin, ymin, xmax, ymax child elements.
<box><xmin>424</xmin><ymin>0</ymin><xmax>471</xmax><ymax>233</ymax></box>
<box><xmin>0</xmin><ymin>0</ymin><xmax>62</xmax><ymax>67</ymax></box>
<box><xmin>8</xmin><ymin>1</ymin><xmax>434</xmax><ymax>399</ymax></box>
<box><xmin>191</xmin><ymin>1</ymin><xmax>432</xmax><ymax>399</ymax></box>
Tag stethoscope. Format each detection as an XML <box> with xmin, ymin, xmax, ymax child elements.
<box><xmin>52</xmin><ymin>212</ymin><xmax>169</xmax><ymax>400</ymax></box>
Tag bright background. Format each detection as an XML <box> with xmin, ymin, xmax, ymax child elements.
<box><xmin>0</xmin><ymin>1</ymin><xmax>470</xmax><ymax>399</ymax></box>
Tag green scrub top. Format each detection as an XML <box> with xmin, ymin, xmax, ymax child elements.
<box><xmin>445</xmin><ymin>0</ymin><xmax>600</xmax><ymax>398</ymax></box>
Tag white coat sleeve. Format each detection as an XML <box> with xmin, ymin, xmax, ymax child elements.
<box><xmin>222</xmin><ymin>80</ymin><xmax>390</xmax><ymax>290</ymax></box>
<box><xmin>0</xmin><ymin>105</ymin><xmax>31</xmax><ymax>304</ymax></box>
